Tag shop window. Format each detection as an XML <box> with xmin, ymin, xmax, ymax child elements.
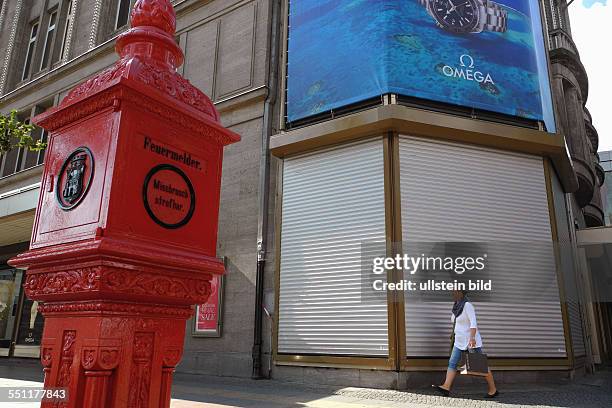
<box><xmin>39</xmin><ymin>9</ymin><xmax>58</xmax><ymax>71</ymax></box>
<box><xmin>0</xmin><ymin>268</ymin><xmax>22</xmax><ymax>354</ymax></box>
<box><xmin>22</xmin><ymin>21</ymin><xmax>39</xmax><ymax>81</ymax></box>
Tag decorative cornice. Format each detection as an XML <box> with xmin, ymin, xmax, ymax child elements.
<box><xmin>12</xmin><ymin>235</ymin><xmax>226</xmax><ymax>275</ymax></box>
<box><xmin>38</xmin><ymin>301</ymin><xmax>194</xmax><ymax>318</ymax></box>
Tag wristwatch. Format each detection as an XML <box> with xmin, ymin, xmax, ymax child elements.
<box><xmin>418</xmin><ymin>0</ymin><xmax>507</xmax><ymax>34</ymax></box>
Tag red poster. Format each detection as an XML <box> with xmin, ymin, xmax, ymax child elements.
<box><xmin>193</xmin><ymin>274</ymin><xmax>223</xmax><ymax>336</ymax></box>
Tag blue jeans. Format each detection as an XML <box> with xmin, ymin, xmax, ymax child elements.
<box><xmin>448</xmin><ymin>346</ymin><xmax>482</xmax><ymax>370</ymax></box>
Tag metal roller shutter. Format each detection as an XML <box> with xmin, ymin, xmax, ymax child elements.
<box><xmin>399</xmin><ymin>135</ymin><xmax>567</xmax><ymax>358</ymax></box>
<box><xmin>278</xmin><ymin>138</ymin><xmax>389</xmax><ymax>356</ymax></box>
<box><xmin>551</xmin><ymin>173</ymin><xmax>586</xmax><ymax>358</ymax></box>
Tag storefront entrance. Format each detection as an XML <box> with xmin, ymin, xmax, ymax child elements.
<box><xmin>0</xmin><ymin>268</ymin><xmax>22</xmax><ymax>357</ymax></box>
<box><xmin>0</xmin><ymin>266</ymin><xmax>43</xmax><ymax>359</ymax></box>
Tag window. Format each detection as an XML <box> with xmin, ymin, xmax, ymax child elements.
<box><xmin>115</xmin><ymin>0</ymin><xmax>131</xmax><ymax>30</ymax></box>
<box><xmin>59</xmin><ymin>1</ymin><xmax>74</xmax><ymax>61</ymax></box>
<box><xmin>22</xmin><ymin>22</ymin><xmax>39</xmax><ymax>81</ymax></box>
<box><xmin>39</xmin><ymin>10</ymin><xmax>58</xmax><ymax>71</ymax></box>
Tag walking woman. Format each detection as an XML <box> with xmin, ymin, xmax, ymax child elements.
<box><xmin>433</xmin><ymin>290</ymin><xmax>498</xmax><ymax>398</ymax></box>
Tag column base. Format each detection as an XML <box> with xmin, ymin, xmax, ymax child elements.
<box><xmin>38</xmin><ymin>301</ymin><xmax>191</xmax><ymax>408</ymax></box>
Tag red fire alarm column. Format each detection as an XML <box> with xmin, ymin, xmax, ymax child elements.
<box><xmin>9</xmin><ymin>1</ymin><xmax>240</xmax><ymax>407</ymax></box>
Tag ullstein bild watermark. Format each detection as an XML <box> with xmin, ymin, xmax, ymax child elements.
<box><xmin>371</xmin><ymin>253</ymin><xmax>492</xmax><ymax>292</ymax></box>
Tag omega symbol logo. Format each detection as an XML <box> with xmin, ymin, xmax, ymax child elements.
<box><xmin>459</xmin><ymin>54</ymin><xmax>475</xmax><ymax>69</ymax></box>
<box><xmin>442</xmin><ymin>54</ymin><xmax>494</xmax><ymax>85</ymax></box>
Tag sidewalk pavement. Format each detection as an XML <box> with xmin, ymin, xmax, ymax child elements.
<box><xmin>1</xmin><ymin>361</ymin><xmax>611</xmax><ymax>408</ymax></box>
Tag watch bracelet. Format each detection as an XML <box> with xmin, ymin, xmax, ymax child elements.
<box><xmin>416</xmin><ymin>0</ymin><xmax>507</xmax><ymax>33</ymax></box>
<box><xmin>484</xmin><ymin>0</ymin><xmax>508</xmax><ymax>32</ymax></box>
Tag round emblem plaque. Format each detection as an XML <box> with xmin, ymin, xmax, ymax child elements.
<box><xmin>142</xmin><ymin>164</ymin><xmax>196</xmax><ymax>229</ymax></box>
<box><xmin>56</xmin><ymin>147</ymin><xmax>95</xmax><ymax>211</ymax></box>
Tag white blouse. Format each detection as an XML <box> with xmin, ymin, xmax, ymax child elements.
<box><xmin>451</xmin><ymin>302</ymin><xmax>483</xmax><ymax>350</ymax></box>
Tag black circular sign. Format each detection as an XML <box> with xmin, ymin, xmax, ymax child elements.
<box><xmin>142</xmin><ymin>164</ymin><xmax>196</xmax><ymax>229</ymax></box>
<box><xmin>56</xmin><ymin>147</ymin><xmax>94</xmax><ymax>211</ymax></box>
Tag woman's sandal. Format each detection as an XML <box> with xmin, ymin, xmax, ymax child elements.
<box><xmin>432</xmin><ymin>385</ymin><xmax>450</xmax><ymax>396</ymax></box>
<box><xmin>485</xmin><ymin>390</ymin><xmax>499</xmax><ymax>398</ymax></box>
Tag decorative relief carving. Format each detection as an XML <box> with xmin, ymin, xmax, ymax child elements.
<box><xmin>25</xmin><ymin>266</ymin><xmax>211</xmax><ymax>303</ymax></box>
<box><xmin>63</xmin><ymin>59</ymin><xmax>129</xmax><ymax>105</ymax></box>
<box><xmin>82</xmin><ymin>349</ymin><xmax>95</xmax><ymax>368</ymax></box>
<box><xmin>41</xmin><ymin>347</ymin><xmax>53</xmax><ymax>368</ymax></box>
<box><xmin>162</xmin><ymin>349</ymin><xmax>182</xmax><ymax>367</ymax></box>
<box><xmin>102</xmin><ymin>268</ymin><xmax>211</xmax><ymax>301</ymax></box>
<box><xmin>100</xmin><ymin>348</ymin><xmax>120</xmax><ymax>368</ymax></box>
<box><xmin>56</xmin><ymin>330</ymin><xmax>76</xmax><ymax>406</ymax></box>
<box><xmin>82</xmin><ymin>346</ymin><xmax>120</xmax><ymax>371</ymax></box>
<box><xmin>24</xmin><ymin>267</ymin><xmax>101</xmax><ymax>297</ymax></box>
<box><xmin>128</xmin><ymin>332</ymin><xmax>154</xmax><ymax>408</ymax></box>
<box><xmin>134</xmin><ymin>59</ymin><xmax>219</xmax><ymax>121</ymax></box>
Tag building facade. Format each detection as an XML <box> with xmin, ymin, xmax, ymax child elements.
<box><xmin>0</xmin><ymin>0</ymin><xmax>610</xmax><ymax>388</ymax></box>
<box><xmin>599</xmin><ymin>150</ymin><xmax>612</xmax><ymax>226</ymax></box>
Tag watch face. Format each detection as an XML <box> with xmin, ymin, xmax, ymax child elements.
<box><xmin>430</xmin><ymin>0</ymin><xmax>480</xmax><ymax>33</ymax></box>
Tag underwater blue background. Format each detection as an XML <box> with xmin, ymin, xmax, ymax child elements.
<box><xmin>287</xmin><ymin>0</ymin><xmax>556</xmax><ymax>132</ymax></box>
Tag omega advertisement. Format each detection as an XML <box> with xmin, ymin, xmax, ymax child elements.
<box><xmin>286</xmin><ymin>0</ymin><xmax>555</xmax><ymax>131</ymax></box>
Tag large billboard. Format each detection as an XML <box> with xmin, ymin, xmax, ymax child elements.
<box><xmin>286</xmin><ymin>0</ymin><xmax>555</xmax><ymax>132</ymax></box>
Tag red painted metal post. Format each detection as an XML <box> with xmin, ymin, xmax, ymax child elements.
<box><xmin>9</xmin><ymin>1</ymin><xmax>240</xmax><ymax>407</ymax></box>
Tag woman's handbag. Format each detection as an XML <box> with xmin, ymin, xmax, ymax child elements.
<box><xmin>459</xmin><ymin>348</ymin><xmax>489</xmax><ymax>377</ymax></box>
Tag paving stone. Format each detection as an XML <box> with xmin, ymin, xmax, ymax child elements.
<box><xmin>0</xmin><ymin>363</ymin><xmax>611</xmax><ymax>407</ymax></box>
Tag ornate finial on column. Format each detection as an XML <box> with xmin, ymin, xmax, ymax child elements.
<box><xmin>115</xmin><ymin>0</ymin><xmax>183</xmax><ymax>69</ymax></box>
<box><xmin>131</xmin><ymin>0</ymin><xmax>176</xmax><ymax>34</ymax></box>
